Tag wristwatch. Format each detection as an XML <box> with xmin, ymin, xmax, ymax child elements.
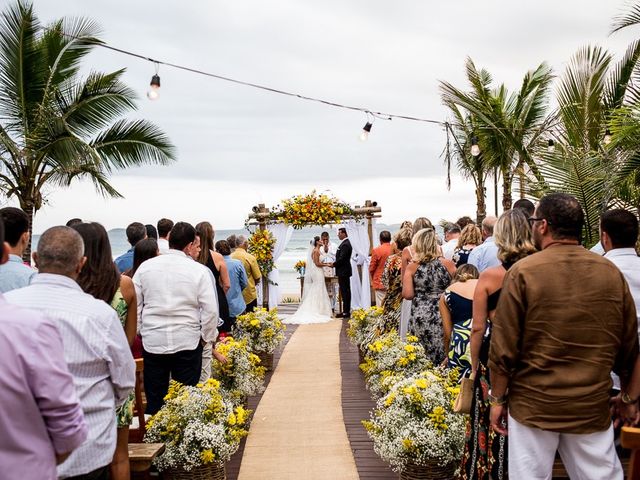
<box><xmin>621</xmin><ymin>392</ymin><xmax>638</xmax><ymax>405</ymax></box>
<box><xmin>488</xmin><ymin>389</ymin><xmax>507</xmax><ymax>406</ymax></box>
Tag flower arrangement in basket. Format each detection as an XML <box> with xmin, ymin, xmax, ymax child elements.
<box><xmin>360</xmin><ymin>332</ymin><xmax>430</xmax><ymax>398</ymax></box>
<box><xmin>247</xmin><ymin>229</ymin><xmax>276</xmax><ymax>278</ymax></box>
<box><xmin>269</xmin><ymin>191</ymin><xmax>359</xmax><ymax>229</ymax></box>
<box><xmin>362</xmin><ymin>368</ymin><xmax>465</xmax><ymax>475</ymax></box>
<box><xmin>212</xmin><ymin>338</ymin><xmax>266</xmax><ymax>404</ymax></box>
<box><xmin>293</xmin><ymin>260</ymin><xmax>306</xmax><ymax>276</ymax></box>
<box><xmin>144</xmin><ymin>379</ymin><xmax>251</xmax><ymax>473</ymax></box>
<box><xmin>346</xmin><ymin>306</ymin><xmax>384</xmax><ymax>351</ymax></box>
<box><xmin>233</xmin><ymin>308</ymin><xmax>286</xmax><ymax>355</ymax></box>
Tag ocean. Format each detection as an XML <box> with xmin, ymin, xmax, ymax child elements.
<box><xmin>34</xmin><ymin>225</ymin><xmax>402</xmax><ymax>298</ymax></box>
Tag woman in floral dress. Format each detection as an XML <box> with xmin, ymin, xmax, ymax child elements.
<box><xmin>402</xmin><ymin>227</ymin><xmax>456</xmax><ymax>364</ymax></box>
<box><xmin>378</xmin><ymin>227</ymin><xmax>413</xmax><ymax>334</ymax></box>
<box><xmin>72</xmin><ymin>222</ymin><xmax>137</xmax><ymax>480</ymax></box>
<box><xmin>458</xmin><ymin>209</ymin><xmax>536</xmax><ymax>480</ymax></box>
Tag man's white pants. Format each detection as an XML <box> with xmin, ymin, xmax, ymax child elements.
<box><xmin>374</xmin><ymin>290</ymin><xmax>385</xmax><ymax>307</ymax></box>
<box><xmin>508</xmin><ymin>414</ymin><xmax>623</xmax><ymax>480</ymax></box>
<box><xmin>200</xmin><ymin>341</ymin><xmax>212</xmax><ymax>383</ymax></box>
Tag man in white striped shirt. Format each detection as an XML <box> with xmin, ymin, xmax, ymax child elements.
<box><xmin>133</xmin><ymin>221</ymin><xmax>219</xmax><ymax>414</ymax></box>
<box><xmin>5</xmin><ymin>226</ymin><xmax>135</xmax><ymax>480</ymax></box>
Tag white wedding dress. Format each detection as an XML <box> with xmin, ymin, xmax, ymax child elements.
<box><xmin>284</xmin><ymin>245</ymin><xmax>333</xmax><ymax>324</ymax></box>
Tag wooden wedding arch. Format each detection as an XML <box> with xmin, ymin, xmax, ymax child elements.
<box><xmin>246</xmin><ymin>199</ymin><xmax>382</xmax><ymax>308</ymax></box>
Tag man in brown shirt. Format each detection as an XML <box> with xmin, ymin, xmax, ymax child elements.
<box><xmin>489</xmin><ymin>193</ymin><xmax>638</xmax><ymax>479</ymax></box>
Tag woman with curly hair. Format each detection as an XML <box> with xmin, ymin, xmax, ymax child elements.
<box><xmin>459</xmin><ymin>209</ymin><xmax>536</xmax><ymax>480</ymax></box>
<box><xmin>452</xmin><ymin>223</ymin><xmax>483</xmax><ymax>267</ymax></box>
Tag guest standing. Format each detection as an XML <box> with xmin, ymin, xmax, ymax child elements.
<box><xmin>379</xmin><ymin>227</ymin><xmax>413</xmax><ymax>334</ymax></box>
<box><xmin>0</xmin><ymin>219</ymin><xmax>88</xmax><ymax>480</ymax></box>
<box><xmin>133</xmin><ymin>222</ymin><xmax>219</xmax><ymax>414</ymax></box>
<box><xmin>145</xmin><ymin>224</ymin><xmax>158</xmax><ymax>240</ymax></box>
<box><xmin>216</xmin><ymin>240</ymin><xmax>249</xmax><ymax>322</ymax></box>
<box><xmin>72</xmin><ymin>222</ymin><xmax>137</xmax><ymax>480</ymax></box>
<box><xmin>402</xmin><ymin>227</ymin><xmax>456</xmax><ymax>364</ymax></box>
<box><xmin>156</xmin><ymin>218</ymin><xmax>173</xmax><ymax>254</ymax></box>
<box><xmin>196</xmin><ymin>222</ymin><xmax>232</xmax><ymax>331</ymax></box>
<box><xmin>489</xmin><ymin>194</ymin><xmax>638</xmax><ymax>479</ymax></box>
<box><xmin>369</xmin><ymin>230</ymin><xmax>392</xmax><ymax>307</ymax></box>
<box><xmin>125</xmin><ymin>238</ymin><xmax>159</xmax><ymax>277</ymax></box>
<box><xmin>467</xmin><ymin>216</ymin><xmax>500</xmax><ymax>272</ymax></box>
<box><xmin>452</xmin><ymin>224</ymin><xmax>482</xmax><ymax>267</ymax></box>
<box><xmin>441</xmin><ymin>223</ymin><xmax>462</xmax><ymax>260</ymax></box>
<box><xmin>115</xmin><ymin>222</ymin><xmax>147</xmax><ymax>272</ymax></box>
<box><xmin>5</xmin><ymin>226</ymin><xmax>135</xmax><ymax>479</ymax></box>
<box><xmin>333</xmin><ymin>227</ymin><xmax>353</xmax><ymax>318</ymax></box>
<box><xmin>460</xmin><ymin>209</ymin><xmax>535</xmax><ymax>480</ymax></box>
<box><xmin>0</xmin><ymin>207</ymin><xmax>36</xmax><ymax>292</ymax></box>
<box><xmin>399</xmin><ymin>217</ymin><xmax>433</xmax><ymax>338</ymax></box>
<box><xmin>439</xmin><ymin>264</ymin><xmax>479</xmax><ymax>380</ymax></box>
<box><xmin>513</xmin><ymin>198</ymin><xmax>535</xmax><ymax>217</ymax></box>
<box><xmin>232</xmin><ymin>235</ymin><xmax>262</xmax><ymax>313</ymax></box>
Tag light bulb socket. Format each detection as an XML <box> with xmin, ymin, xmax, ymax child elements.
<box><xmin>471</xmin><ymin>136</ymin><xmax>478</xmax><ymax>146</ymax></box>
<box><xmin>150</xmin><ymin>74</ymin><xmax>161</xmax><ymax>88</ymax></box>
<box><xmin>548</xmin><ymin>139</ymin><xmax>554</xmax><ymax>147</ymax></box>
<box><xmin>363</xmin><ymin>122</ymin><xmax>373</xmax><ymax>133</ymax></box>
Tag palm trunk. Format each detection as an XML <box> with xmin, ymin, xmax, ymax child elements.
<box><xmin>518</xmin><ymin>162</ymin><xmax>526</xmax><ymax>199</ymax></box>
<box><xmin>475</xmin><ymin>180</ymin><xmax>487</xmax><ymax>224</ymax></box>
<box><xmin>493</xmin><ymin>168</ymin><xmax>499</xmax><ymax>216</ymax></box>
<box><xmin>18</xmin><ymin>199</ymin><xmax>35</xmax><ymax>265</ymax></box>
<box><xmin>502</xmin><ymin>170</ymin><xmax>513</xmax><ymax>212</ymax></box>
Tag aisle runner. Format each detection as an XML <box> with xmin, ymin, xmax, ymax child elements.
<box><xmin>238</xmin><ymin>319</ymin><xmax>359</xmax><ymax>480</ymax></box>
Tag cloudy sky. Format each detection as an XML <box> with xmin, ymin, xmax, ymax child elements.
<box><xmin>14</xmin><ymin>0</ymin><xmax>639</xmax><ymax>231</ymax></box>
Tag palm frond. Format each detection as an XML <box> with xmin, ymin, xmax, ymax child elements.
<box><xmin>611</xmin><ymin>3</ymin><xmax>640</xmax><ymax>34</ymax></box>
<box><xmin>91</xmin><ymin>119</ymin><xmax>176</xmax><ymax>171</ymax></box>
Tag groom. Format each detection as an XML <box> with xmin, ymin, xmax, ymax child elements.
<box><xmin>332</xmin><ymin>228</ymin><xmax>352</xmax><ymax>318</ymax></box>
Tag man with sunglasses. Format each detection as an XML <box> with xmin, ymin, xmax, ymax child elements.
<box><xmin>489</xmin><ymin>193</ymin><xmax>638</xmax><ymax>479</ymax></box>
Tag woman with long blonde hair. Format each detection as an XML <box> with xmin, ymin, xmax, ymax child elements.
<box><xmin>460</xmin><ymin>208</ymin><xmax>536</xmax><ymax>479</ymax></box>
<box><xmin>452</xmin><ymin>223</ymin><xmax>483</xmax><ymax>267</ymax></box>
<box><xmin>402</xmin><ymin>227</ymin><xmax>456</xmax><ymax>364</ymax></box>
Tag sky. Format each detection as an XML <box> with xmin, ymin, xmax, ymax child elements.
<box><xmin>7</xmin><ymin>0</ymin><xmax>639</xmax><ymax>232</ymax></box>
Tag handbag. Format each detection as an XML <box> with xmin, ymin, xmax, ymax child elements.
<box><xmin>453</xmin><ymin>375</ymin><xmax>474</xmax><ymax>414</ymax></box>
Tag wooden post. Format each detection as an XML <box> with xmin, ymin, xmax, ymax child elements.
<box><xmin>257</xmin><ymin>203</ymin><xmax>270</xmax><ymax>309</ymax></box>
<box><xmin>365</xmin><ymin>200</ymin><xmax>376</xmax><ymax>306</ymax></box>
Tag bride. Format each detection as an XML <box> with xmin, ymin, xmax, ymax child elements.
<box><xmin>284</xmin><ymin>236</ymin><xmax>334</xmax><ymax>324</ymax></box>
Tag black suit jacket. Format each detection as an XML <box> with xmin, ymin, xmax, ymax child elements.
<box><xmin>335</xmin><ymin>239</ymin><xmax>353</xmax><ymax>278</ymax></box>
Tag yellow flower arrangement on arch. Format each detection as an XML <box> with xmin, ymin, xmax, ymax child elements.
<box><xmin>247</xmin><ymin>229</ymin><xmax>276</xmax><ymax>278</ymax></box>
<box><xmin>269</xmin><ymin>191</ymin><xmax>359</xmax><ymax>229</ymax></box>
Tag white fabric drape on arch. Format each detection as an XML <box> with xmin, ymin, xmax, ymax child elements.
<box><xmin>264</xmin><ymin>223</ymin><xmax>293</xmax><ymax>308</ymax></box>
<box><xmin>345</xmin><ymin>219</ymin><xmax>372</xmax><ymax>309</ymax></box>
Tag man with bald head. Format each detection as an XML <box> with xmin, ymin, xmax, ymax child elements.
<box><xmin>468</xmin><ymin>215</ymin><xmax>500</xmax><ymax>272</ymax></box>
<box><xmin>5</xmin><ymin>226</ymin><xmax>135</xmax><ymax>480</ymax></box>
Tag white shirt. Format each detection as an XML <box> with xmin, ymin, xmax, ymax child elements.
<box><xmin>133</xmin><ymin>250</ymin><xmax>218</xmax><ymax>354</ymax></box>
<box><xmin>442</xmin><ymin>238</ymin><xmax>459</xmax><ymax>261</ymax></box>
<box><xmin>604</xmin><ymin>248</ymin><xmax>640</xmax><ymax>336</ymax></box>
<box><xmin>4</xmin><ymin>274</ymin><xmax>135</xmax><ymax>478</ymax></box>
<box><xmin>157</xmin><ymin>237</ymin><xmax>170</xmax><ymax>254</ymax></box>
<box><xmin>319</xmin><ymin>241</ymin><xmax>338</xmax><ymax>263</ymax></box>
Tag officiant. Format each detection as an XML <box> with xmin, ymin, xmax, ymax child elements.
<box><xmin>319</xmin><ymin>231</ymin><xmax>339</xmax><ymax>311</ymax></box>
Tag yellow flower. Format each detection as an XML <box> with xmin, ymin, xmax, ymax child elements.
<box><xmin>407</xmin><ymin>335</ymin><xmax>419</xmax><ymax>343</ymax></box>
<box><xmin>404</xmin><ymin>344</ymin><xmax>416</xmax><ymax>353</ymax></box>
<box><xmin>415</xmin><ymin>378</ymin><xmax>428</xmax><ymax>389</ymax></box>
<box><xmin>227</xmin><ymin>412</ymin><xmax>237</xmax><ymax>425</ymax></box>
<box><xmin>402</xmin><ymin>438</ymin><xmax>414</xmax><ymax>451</ymax></box>
<box><xmin>200</xmin><ymin>449</ymin><xmax>215</xmax><ymax>463</ymax></box>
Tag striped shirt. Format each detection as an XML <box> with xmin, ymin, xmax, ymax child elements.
<box><xmin>4</xmin><ymin>274</ymin><xmax>135</xmax><ymax>478</ymax></box>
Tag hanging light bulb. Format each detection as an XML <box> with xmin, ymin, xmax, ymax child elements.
<box><xmin>604</xmin><ymin>129</ymin><xmax>612</xmax><ymax>145</ymax></box>
<box><xmin>547</xmin><ymin>139</ymin><xmax>555</xmax><ymax>153</ymax></box>
<box><xmin>147</xmin><ymin>73</ymin><xmax>161</xmax><ymax>101</ymax></box>
<box><xmin>470</xmin><ymin>136</ymin><xmax>480</xmax><ymax>157</ymax></box>
<box><xmin>359</xmin><ymin>122</ymin><xmax>373</xmax><ymax>142</ymax></box>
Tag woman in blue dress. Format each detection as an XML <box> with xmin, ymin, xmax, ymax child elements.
<box><xmin>439</xmin><ymin>264</ymin><xmax>479</xmax><ymax>380</ymax></box>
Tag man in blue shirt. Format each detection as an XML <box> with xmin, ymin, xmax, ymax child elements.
<box><xmin>115</xmin><ymin>222</ymin><xmax>147</xmax><ymax>273</ymax></box>
<box><xmin>0</xmin><ymin>207</ymin><xmax>36</xmax><ymax>293</ymax></box>
<box><xmin>468</xmin><ymin>215</ymin><xmax>500</xmax><ymax>272</ymax></box>
<box><xmin>216</xmin><ymin>239</ymin><xmax>248</xmax><ymax>322</ymax></box>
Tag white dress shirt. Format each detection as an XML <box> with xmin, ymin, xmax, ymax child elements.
<box><xmin>157</xmin><ymin>237</ymin><xmax>170</xmax><ymax>254</ymax></box>
<box><xmin>441</xmin><ymin>238</ymin><xmax>459</xmax><ymax>261</ymax></box>
<box><xmin>4</xmin><ymin>274</ymin><xmax>135</xmax><ymax>478</ymax></box>
<box><xmin>604</xmin><ymin>248</ymin><xmax>640</xmax><ymax>336</ymax></box>
<box><xmin>133</xmin><ymin>249</ymin><xmax>218</xmax><ymax>354</ymax></box>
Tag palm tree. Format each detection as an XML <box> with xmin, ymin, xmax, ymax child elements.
<box><xmin>440</xmin><ymin>58</ymin><xmax>553</xmax><ymax>213</ymax></box>
<box><xmin>0</xmin><ymin>1</ymin><xmax>176</xmax><ymax>261</ymax></box>
<box><xmin>529</xmin><ymin>42</ymin><xmax>640</xmax><ymax>245</ymax></box>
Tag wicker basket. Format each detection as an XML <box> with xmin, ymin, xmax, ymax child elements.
<box><xmin>399</xmin><ymin>460</ymin><xmax>455</xmax><ymax>480</ymax></box>
<box><xmin>164</xmin><ymin>462</ymin><xmax>225</xmax><ymax>480</ymax></box>
<box><xmin>258</xmin><ymin>351</ymin><xmax>274</xmax><ymax>371</ymax></box>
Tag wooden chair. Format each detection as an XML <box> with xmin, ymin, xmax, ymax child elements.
<box><xmin>622</xmin><ymin>426</ymin><xmax>640</xmax><ymax>479</ymax></box>
<box><xmin>128</xmin><ymin>358</ymin><xmax>164</xmax><ymax>478</ymax></box>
